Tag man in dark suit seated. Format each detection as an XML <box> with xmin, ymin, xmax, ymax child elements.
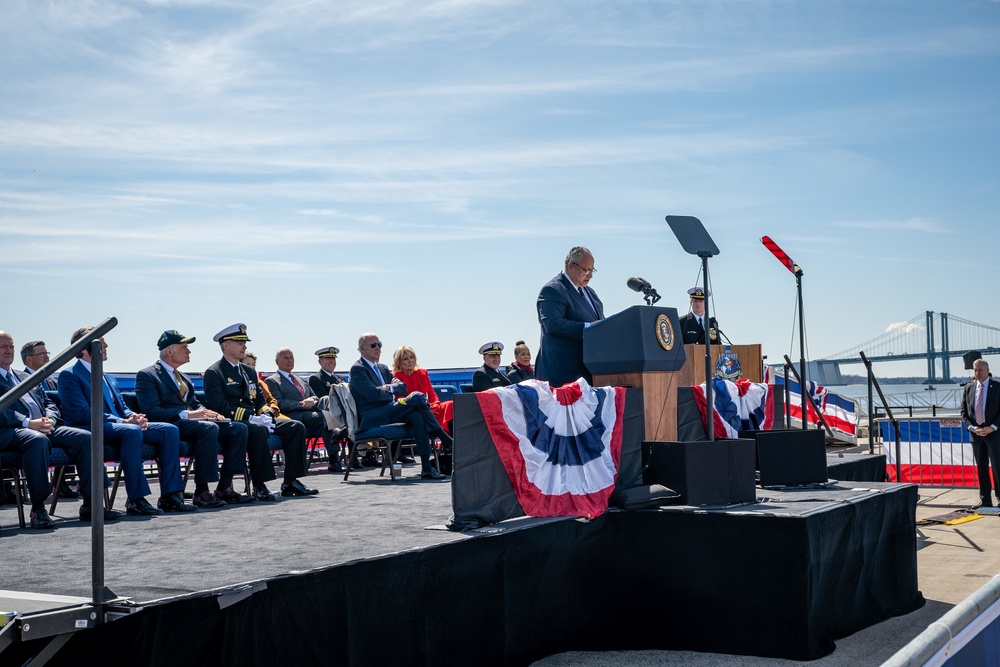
<box><xmin>472</xmin><ymin>342</ymin><xmax>512</xmax><ymax>392</ymax></box>
<box><xmin>536</xmin><ymin>246</ymin><xmax>605</xmax><ymax>387</ymax></box>
<box><xmin>349</xmin><ymin>332</ymin><xmax>451</xmax><ymax>480</ymax></box>
<box><xmin>0</xmin><ymin>330</ymin><xmax>122</xmax><ymax>527</ymax></box>
<box><xmin>679</xmin><ymin>287</ymin><xmax>720</xmax><ymax>345</ymax></box>
<box><xmin>135</xmin><ymin>330</ymin><xmax>251</xmax><ymax>508</ymax></box>
<box><xmin>265</xmin><ymin>347</ymin><xmax>341</xmax><ymax>473</ymax></box>
<box><xmin>20</xmin><ymin>340</ymin><xmax>58</xmax><ymax>390</ymax></box>
<box><xmin>59</xmin><ymin>326</ymin><xmax>194</xmax><ymax>517</ymax></box>
<box><xmin>962</xmin><ymin>359</ymin><xmax>1000</xmax><ymax>509</ymax></box>
<box><xmin>203</xmin><ymin>323</ymin><xmax>317</xmax><ymax>500</ymax></box>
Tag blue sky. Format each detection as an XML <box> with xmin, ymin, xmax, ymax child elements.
<box><xmin>2</xmin><ymin>0</ymin><xmax>998</xmax><ymax>381</ymax></box>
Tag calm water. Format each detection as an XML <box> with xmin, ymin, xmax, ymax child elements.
<box><xmin>829</xmin><ymin>383</ymin><xmax>964</xmax><ymax>399</ymax></box>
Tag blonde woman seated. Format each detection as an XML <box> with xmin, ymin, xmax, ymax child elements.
<box><xmin>392</xmin><ymin>346</ymin><xmax>454</xmax><ymax>435</ymax></box>
<box><xmin>505</xmin><ymin>340</ymin><xmax>535</xmax><ymax>384</ymax></box>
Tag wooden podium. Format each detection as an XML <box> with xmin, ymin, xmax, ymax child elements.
<box><xmin>585</xmin><ymin>306</ymin><xmax>763</xmax><ymax>442</ymax></box>
<box><xmin>584</xmin><ymin>306</ymin><xmax>686</xmax><ymax>443</ymax></box>
<box><xmin>678</xmin><ymin>344</ymin><xmax>763</xmax><ymax>385</ymax></box>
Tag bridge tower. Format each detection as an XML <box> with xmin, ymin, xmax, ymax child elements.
<box><xmin>926</xmin><ymin>310</ymin><xmax>936</xmax><ymax>382</ymax></box>
<box><xmin>941</xmin><ymin>312</ymin><xmax>950</xmax><ymax>380</ymax></box>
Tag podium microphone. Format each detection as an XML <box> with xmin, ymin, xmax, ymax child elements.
<box><xmin>626</xmin><ymin>277</ymin><xmax>661</xmax><ymax>305</ymax></box>
<box><xmin>627</xmin><ymin>277</ymin><xmax>650</xmax><ymax>293</ymax></box>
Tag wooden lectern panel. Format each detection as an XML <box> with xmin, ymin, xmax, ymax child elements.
<box><xmin>592</xmin><ymin>371</ymin><xmax>679</xmax><ymax>442</ymax></box>
<box><xmin>678</xmin><ymin>344</ymin><xmax>763</xmax><ymax>385</ymax></box>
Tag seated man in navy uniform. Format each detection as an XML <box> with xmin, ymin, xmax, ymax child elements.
<box><xmin>309</xmin><ymin>346</ymin><xmax>344</xmax><ymax>398</ymax></box>
<box><xmin>349</xmin><ymin>332</ymin><xmax>451</xmax><ymax>480</ymax></box>
<box><xmin>0</xmin><ymin>330</ymin><xmax>122</xmax><ymax>527</ymax></box>
<box><xmin>679</xmin><ymin>287</ymin><xmax>721</xmax><ymax>345</ymax></box>
<box><xmin>472</xmin><ymin>342</ymin><xmax>512</xmax><ymax>392</ymax></box>
<box><xmin>59</xmin><ymin>326</ymin><xmax>193</xmax><ymax>517</ymax></box>
<box><xmin>135</xmin><ymin>330</ymin><xmax>252</xmax><ymax>507</ymax></box>
<box><xmin>203</xmin><ymin>323</ymin><xmax>317</xmax><ymax>500</ymax></box>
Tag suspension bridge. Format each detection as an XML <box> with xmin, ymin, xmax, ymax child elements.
<box><xmin>811</xmin><ymin>311</ymin><xmax>1000</xmax><ymax>384</ymax></box>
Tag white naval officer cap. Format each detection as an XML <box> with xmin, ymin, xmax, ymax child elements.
<box><xmin>479</xmin><ymin>341</ymin><xmax>504</xmax><ymax>355</ymax></box>
<box><xmin>213</xmin><ymin>323</ymin><xmax>251</xmax><ymax>343</ymax></box>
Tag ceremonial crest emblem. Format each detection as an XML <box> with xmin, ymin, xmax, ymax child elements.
<box><xmin>655</xmin><ymin>314</ymin><xmax>675</xmax><ymax>351</ymax></box>
<box><xmin>715</xmin><ymin>346</ymin><xmax>742</xmax><ymax>380</ymax></box>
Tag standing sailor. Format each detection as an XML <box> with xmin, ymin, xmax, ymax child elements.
<box><xmin>679</xmin><ymin>287</ymin><xmax>720</xmax><ymax>345</ymax></box>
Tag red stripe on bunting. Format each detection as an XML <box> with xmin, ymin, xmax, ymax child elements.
<box><xmin>475</xmin><ymin>384</ymin><xmax>625</xmax><ymax>519</ymax></box>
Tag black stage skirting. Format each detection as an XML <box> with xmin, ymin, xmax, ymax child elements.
<box><xmin>829</xmin><ymin>453</ymin><xmax>887</xmax><ymax>482</ymax></box>
<box><xmin>16</xmin><ymin>482</ymin><xmax>921</xmax><ymax>665</ymax></box>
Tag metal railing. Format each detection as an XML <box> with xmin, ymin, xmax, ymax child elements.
<box><xmin>0</xmin><ymin>316</ymin><xmax>119</xmax><ymax>643</ymax></box>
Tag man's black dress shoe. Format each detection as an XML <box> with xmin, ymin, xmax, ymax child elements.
<box><xmin>80</xmin><ymin>505</ymin><xmax>125</xmax><ymax>521</ymax></box>
<box><xmin>30</xmin><ymin>508</ymin><xmax>56</xmax><ymax>529</ymax></box>
<box><xmin>157</xmin><ymin>493</ymin><xmax>198</xmax><ymax>512</ymax></box>
<box><xmin>281</xmin><ymin>479</ymin><xmax>319</xmax><ymax>497</ymax></box>
<box><xmin>126</xmin><ymin>497</ymin><xmax>164</xmax><ymax>516</ymax></box>
<box><xmin>972</xmin><ymin>500</ymin><xmax>995</xmax><ymax>510</ymax></box>
<box><xmin>215</xmin><ymin>487</ymin><xmax>253</xmax><ymax>504</ymax></box>
<box><xmin>398</xmin><ymin>455</ymin><xmax>416</xmax><ymax>464</ymax></box>
<box><xmin>58</xmin><ymin>480</ymin><xmax>81</xmax><ymax>499</ymax></box>
<box><xmin>419</xmin><ymin>469</ymin><xmax>449</xmax><ymax>480</ymax></box>
<box><xmin>253</xmin><ymin>486</ymin><xmax>278</xmax><ymax>502</ymax></box>
<box><xmin>193</xmin><ymin>490</ymin><xmax>226</xmax><ymax>508</ymax></box>
<box><xmin>327</xmin><ymin>460</ymin><xmax>344</xmax><ymax>473</ymax></box>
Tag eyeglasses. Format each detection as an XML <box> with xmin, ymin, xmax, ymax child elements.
<box><xmin>571</xmin><ymin>262</ymin><xmax>597</xmax><ymax>276</ymax></box>
<box><xmin>26</xmin><ymin>351</ymin><xmax>49</xmax><ymax>357</ymax></box>
<box><xmin>369</xmin><ymin>342</ymin><xmax>383</xmax><ymax>349</ymax></box>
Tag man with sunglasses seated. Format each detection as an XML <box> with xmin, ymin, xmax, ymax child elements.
<box><xmin>349</xmin><ymin>333</ymin><xmax>451</xmax><ymax>480</ymax></box>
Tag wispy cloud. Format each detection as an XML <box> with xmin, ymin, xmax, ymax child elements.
<box><xmin>830</xmin><ymin>218</ymin><xmax>952</xmax><ymax>233</ymax></box>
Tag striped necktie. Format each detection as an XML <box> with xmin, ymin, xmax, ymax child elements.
<box><xmin>976</xmin><ymin>382</ymin><xmax>986</xmax><ymax>425</ymax></box>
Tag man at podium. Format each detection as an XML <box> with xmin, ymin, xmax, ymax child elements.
<box><xmin>535</xmin><ymin>246</ymin><xmax>605</xmax><ymax>386</ymax></box>
<box><xmin>679</xmin><ymin>287</ymin><xmax>720</xmax><ymax>345</ymax></box>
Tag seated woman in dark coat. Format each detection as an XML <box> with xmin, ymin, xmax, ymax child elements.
<box><xmin>505</xmin><ymin>340</ymin><xmax>535</xmax><ymax>384</ymax></box>
<box><xmin>472</xmin><ymin>342</ymin><xmax>512</xmax><ymax>392</ymax></box>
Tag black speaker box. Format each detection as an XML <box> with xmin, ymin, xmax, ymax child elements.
<box><xmin>643</xmin><ymin>440</ymin><xmax>756</xmax><ymax>506</ymax></box>
<box><xmin>751</xmin><ymin>429</ymin><xmax>828</xmax><ymax>488</ymax></box>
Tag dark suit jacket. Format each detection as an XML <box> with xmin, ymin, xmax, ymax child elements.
<box><xmin>472</xmin><ymin>365</ymin><xmax>511</xmax><ymax>392</ymax></box>
<box><xmin>535</xmin><ymin>272</ymin><xmax>604</xmax><ymax>387</ymax></box>
<box><xmin>58</xmin><ymin>360</ymin><xmax>133</xmax><ymax>426</ymax></box>
<box><xmin>0</xmin><ymin>368</ymin><xmax>62</xmax><ymax>447</ymax></box>
<box><xmin>203</xmin><ymin>358</ymin><xmax>272</xmax><ymax>423</ymax></box>
<box><xmin>962</xmin><ymin>378</ymin><xmax>1000</xmax><ymax>444</ymax></box>
<box><xmin>679</xmin><ymin>313</ymin><xmax>720</xmax><ymax>345</ymax></box>
<box><xmin>23</xmin><ymin>367</ymin><xmax>58</xmax><ymax>390</ymax></box>
<box><xmin>348</xmin><ymin>359</ymin><xmax>405</xmax><ymax>431</ymax></box>
<box><xmin>264</xmin><ymin>372</ymin><xmax>316</xmax><ymax>418</ymax></box>
<box><xmin>309</xmin><ymin>370</ymin><xmax>343</xmax><ymax>399</ymax></box>
<box><xmin>135</xmin><ymin>361</ymin><xmax>204</xmax><ymax>423</ymax></box>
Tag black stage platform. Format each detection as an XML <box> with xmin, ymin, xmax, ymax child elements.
<box><xmin>3</xmin><ymin>481</ymin><xmax>921</xmax><ymax>665</ymax></box>
<box><xmin>0</xmin><ymin>392</ymin><xmax>911</xmax><ymax>665</ymax></box>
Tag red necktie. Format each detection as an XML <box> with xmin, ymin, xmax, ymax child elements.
<box><xmin>291</xmin><ymin>374</ymin><xmax>305</xmax><ymax>398</ymax></box>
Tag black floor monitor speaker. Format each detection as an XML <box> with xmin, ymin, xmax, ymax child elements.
<box><xmin>754</xmin><ymin>429</ymin><xmax>828</xmax><ymax>488</ymax></box>
<box><xmin>643</xmin><ymin>440</ymin><xmax>756</xmax><ymax>506</ymax></box>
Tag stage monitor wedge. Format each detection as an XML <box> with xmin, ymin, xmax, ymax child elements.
<box><xmin>755</xmin><ymin>429</ymin><xmax>828</xmax><ymax>488</ymax></box>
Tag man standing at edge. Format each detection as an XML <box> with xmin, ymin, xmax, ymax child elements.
<box><xmin>535</xmin><ymin>246</ymin><xmax>604</xmax><ymax>387</ymax></box>
<box><xmin>962</xmin><ymin>359</ymin><xmax>1000</xmax><ymax>509</ymax></box>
